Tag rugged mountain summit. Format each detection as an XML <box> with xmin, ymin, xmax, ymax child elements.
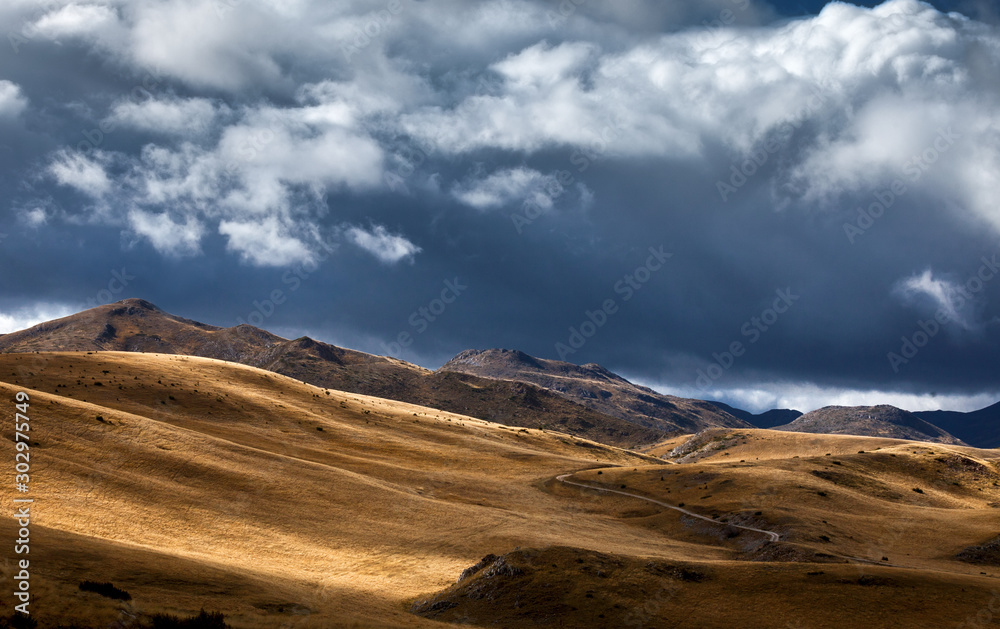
<box><xmin>774</xmin><ymin>405</ymin><xmax>964</xmax><ymax>445</ymax></box>
<box><xmin>441</xmin><ymin>348</ymin><xmax>749</xmax><ymax>433</ymax></box>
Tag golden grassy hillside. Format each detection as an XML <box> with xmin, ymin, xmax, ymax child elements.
<box><xmin>0</xmin><ymin>351</ymin><xmax>660</xmax><ymax>627</ymax></box>
<box><xmin>1</xmin><ymin>352</ymin><xmax>998</xmax><ymax>628</ymax></box>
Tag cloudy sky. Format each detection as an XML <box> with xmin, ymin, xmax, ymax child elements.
<box><xmin>1</xmin><ymin>0</ymin><xmax>998</xmax><ymax>414</ymax></box>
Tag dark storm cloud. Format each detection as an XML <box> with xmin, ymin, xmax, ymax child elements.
<box><xmin>1</xmin><ymin>0</ymin><xmax>998</xmax><ymax>413</ymax></box>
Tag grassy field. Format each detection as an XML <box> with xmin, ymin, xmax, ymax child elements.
<box><xmin>1</xmin><ymin>352</ymin><xmax>998</xmax><ymax>627</ymax></box>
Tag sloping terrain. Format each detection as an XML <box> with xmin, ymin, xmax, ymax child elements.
<box><xmin>0</xmin><ymin>300</ymin><xmax>681</xmax><ymax>447</ymax></box>
<box><xmin>441</xmin><ymin>348</ymin><xmax>749</xmax><ymax>434</ymax></box>
<box><xmin>914</xmin><ymin>401</ymin><xmax>1000</xmax><ymax>449</ymax></box>
<box><xmin>773</xmin><ymin>404</ymin><xmax>964</xmax><ymax>444</ymax></box>
<box><xmin>2</xmin><ymin>353</ymin><xmax>999</xmax><ymax>628</ymax></box>
<box><xmin>706</xmin><ymin>400</ymin><xmax>803</xmax><ymax>429</ymax></box>
<box><xmin>0</xmin><ymin>351</ymin><xmax>657</xmax><ymax>627</ymax></box>
<box><xmin>418</xmin><ymin>428</ymin><xmax>1000</xmax><ymax>627</ymax></box>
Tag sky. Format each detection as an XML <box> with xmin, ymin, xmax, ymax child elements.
<box><xmin>0</xmin><ymin>0</ymin><xmax>998</xmax><ymax>414</ymax></box>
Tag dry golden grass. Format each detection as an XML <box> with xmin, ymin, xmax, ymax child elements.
<box><xmin>0</xmin><ymin>352</ymin><xmax>658</xmax><ymax>627</ymax></box>
<box><xmin>1</xmin><ymin>352</ymin><xmax>998</xmax><ymax>628</ymax></box>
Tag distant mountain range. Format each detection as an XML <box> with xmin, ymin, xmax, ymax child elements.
<box><xmin>710</xmin><ymin>400</ymin><xmax>999</xmax><ymax>449</ymax></box>
<box><xmin>1</xmin><ymin>298</ymin><xmax>995</xmax><ymax>450</ymax></box>
<box><xmin>913</xmin><ymin>403</ymin><xmax>1000</xmax><ymax>449</ymax></box>
<box><xmin>773</xmin><ymin>405</ymin><xmax>965</xmax><ymax>445</ymax></box>
<box><xmin>705</xmin><ymin>401</ymin><xmax>803</xmax><ymax>429</ymax></box>
<box><xmin>0</xmin><ymin>299</ymin><xmax>744</xmax><ymax>447</ymax></box>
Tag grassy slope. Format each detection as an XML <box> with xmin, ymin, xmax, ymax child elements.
<box><xmin>2</xmin><ymin>352</ymin><xmax>998</xmax><ymax>628</ymax></box>
<box><xmin>0</xmin><ymin>352</ymin><xmax>658</xmax><ymax>627</ymax></box>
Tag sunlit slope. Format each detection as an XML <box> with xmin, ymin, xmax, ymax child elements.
<box><xmin>0</xmin><ymin>351</ymin><xmax>665</xmax><ymax>627</ymax></box>
<box><xmin>589</xmin><ymin>428</ymin><xmax>1000</xmax><ymax>575</ymax></box>
<box><xmin>2</xmin><ymin>353</ymin><xmax>999</xmax><ymax>628</ymax></box>
<box><xmin>415</xmin><ymin>429</ymin><xmax>999</xmax><ymax>627</ymax></box>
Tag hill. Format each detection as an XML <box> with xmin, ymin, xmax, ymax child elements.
<box><xmin>706</xmin><ymin>400</ymin><xmax>803</xmax><ymax>429</ymax></box>
<box><xmin>3</xmin><ymin>352</ymin><xmax>999</xmax><ymax>628</ymax></box>
<box><xmin>774</xmin><ymin>405</ymin><xmax>964</xmax><ymax>445</ymax></box>
<box><xmin>0</xmin><ymin>299</ymin><xmax>724</xmax><ymax>447</ymax></box>
<box><xmin>441</xmin><ymin>348</ymin><xmax>749</xmax><ymax>434</ymax></box>
<box><xmin>913</xmin><ymin>401</ymin><xmax>1000</xmax><ymax>449</ymax></box>
<box><xmin>0</xmin><ymin>351</ymin><xmax>653</xmax><ymax>627</ymax></box>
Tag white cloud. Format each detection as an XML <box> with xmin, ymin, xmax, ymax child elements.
<box><xmin>107</xmin><ymin>96</ymin><xmax>224</xmax><ymax>136</ymax></box>
<box><xmin>48</xmin><ymin>150</ymin><xmax>112</xmax><ymax>197</ymax></box>
<box><xmin>128</xmin><ymin>209</ymin><xmax>204</xmax><ymax>257</ymax></box>
<box><xmin>0</xmin><ymin>80</ymin><xmax>28</xmax><ymax>118</ymax></box>
<box><xmin>893</xmin><ymin>268</ymin><xmax>987</xmax><ymax>330</ymax></box>
<box><xmin>0</xmin><ymin>304</ymin><xmax>77</xmax><ymax>334</ymax></box>
<box><xmin>452</xmin><ymin>167</ymin><xmax>561</xmax><ymax>210</ymax></box>
<box><xmin>394</xmin><ymin>0</ymin><xmax>1000</xmax><ymax>236</ymax></box>
<box><xmin>218</xmin><ymin>216</ymin><xmax>314</xmax><ymax>267</ymax></box>
<box><xmin>346</xmin><ymin>225</ymin><xmax>421</xmax><ymax>264</ymax></box>
<box><xmin>128</xmin><ymin>0</ymin><xmax>284</xmax><ymax>91</ymax></box>
<box><xmin>658</xmin><ymin>380</ymin><xmax>1000</xmax><ymax>415</ymax></box>
<box><xmin>32</xmin><ymin>3</ymin><xmax>120</xmax><ymax>39</ymax></box>
<box><xmin>20</xmin><ymin>207</ymin><xmax>48</xmax><ymax>227</ymax></box>
<box><xmin>18</xmin><ymin>0</ymin><xmax>1000</xmax><ymax>269</ymax></box>
<box><xmin>493</xmin><ymin>41</ymin><xmax>598</xmax><ymax>90</ymax></box>
<box><xmin>52</xmin><ymin>91</ymin><xmax>385</xmax><ymax>262</ymax></box>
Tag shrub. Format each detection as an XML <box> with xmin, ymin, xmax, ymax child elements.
<box><xmin>150</xmin><ymin>610</ymin><xmax>228</xmax><ymax>629</ymax></box>
<box><xmin>0</xmin><ymin>613</ymin><xmax>39</xmax><ymax>629</ymax></box>
<box><xmin>79</xmin><ymin>581</ymin><xmax>131</xmax><ymax>601</ymax></box>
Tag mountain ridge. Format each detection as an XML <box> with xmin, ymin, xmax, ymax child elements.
<box><xmin>440</xmin><ymin>348</ymin><xmax>752</xmax><ymax>434</ymax></box>
<box><xmin>913</xmin><ymin>402</ymin><xmax>1000</xmax><ymax>449</ymax></box>
<box><xmin>706</xmin><ymin>401</ymin><xmax>804</xmax><ymax>429</ymax></box>
<box><xmin>0</xmin><ymin>299</ymin><xmax>742</xmax><ymax>447</ymax></box>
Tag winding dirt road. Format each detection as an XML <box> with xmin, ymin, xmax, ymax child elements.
<box><xmin>556</xmin><ymin>473</ymin><xmax>781</xmax><ymax>542</ymax></box>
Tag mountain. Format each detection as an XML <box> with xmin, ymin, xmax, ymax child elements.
<box><xmin>774</xmin><ymin>405</ymin><xmax>965</xmax><ymax>445</ymax></box>
<box><xmin>440</xmin><ymin>348</ymin><xmax>751</xmax><ymax>434</ymax></box>
<box><xmin>706</xmin><ymin>401</ymin><xmax>803</xmax><ymax>429</ymax></box>
<box><xmin>913</xmin><ymin>402</ymin><xmax>1000</xmax><ymax>449</ymax></box>
<box><xmin>0</xmin><ymin>299</ymin><xmax>741</xmax><ymax>447</ymax></box>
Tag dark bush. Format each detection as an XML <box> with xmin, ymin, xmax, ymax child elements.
<box><xmin>150</xmin><ymin>610</ymin><xmax>228</xmax><ymax>629</ymax></box>
<box><xmin>79</xmin><ymin>581</ymin><xmax>131</xmax><ymax>601</ymax></box>
<box><xmin>0</xmin><ymin>613</ymin><xmax>39</xmax><ymax>629</ymax></box>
